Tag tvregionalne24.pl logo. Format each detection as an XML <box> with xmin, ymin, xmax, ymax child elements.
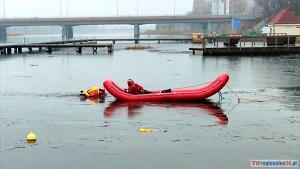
<box><xmin>251</xmin><ymin>160</ymin><xmax>298</xmax><ymax>167</ymax></box>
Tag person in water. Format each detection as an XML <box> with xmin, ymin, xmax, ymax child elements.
<box><xmin>80</xmin><ymin>86</ymin><xmax>106</xmax><ymax>98</ymax></box>
<box><xmin>126</xmin><ymin>79</ymin><xmax>151</xmax><ymax>94</ymax></box>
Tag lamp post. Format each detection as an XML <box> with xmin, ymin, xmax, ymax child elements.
<box><xmin>3</xmin><ymin>0</ymin><xmax>5</xmax><ymax>19</ymax></box>
<box><xmin>67</xmin><ymin>1</ymin><xmax>69</xmax><ymax>17</ymax></box>
<box><xmin>173</xmin><ymin>0</ymin><xmax>175</xmax><ymax>16</ymax></box>
<box><xmin>136</xmin><ymin>0</ymin><xmax>138</xmax><ymax>16</ymax></box>
<box><xmin>60</xmin><ymin>0</ymin><xmax>62</xmax><ymax>17</ymax></box>
<box><xmin>0</xmin><ymin>0</ymin><xmax>1</xmax><ymax>19</ymax></box>
<box><xmin>117</xmin><ymin>0</ymin><xmax>119</xmax><ymax>16</ymax></box>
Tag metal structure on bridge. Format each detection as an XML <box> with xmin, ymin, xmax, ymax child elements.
<box><xmin>0</xmin><ymin>15</ymin><xmax>255</xmax><ymax>42</ymax></box>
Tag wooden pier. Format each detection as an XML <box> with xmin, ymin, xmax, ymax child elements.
<box><xmin>190</xmin><ymin>35</ymin><xmax>300</xmax><ymax>55</ymax></box>
<box><xmin>190</xmin><ymin>46</ymin><xmax>300</xmax><ymax>55</ymax></box>
<box><xmin>0</xmin><ymin>43</ymin><xmax>113</xmax><ymax>55</ymax></box>
<box><xmin>0</xmin><ymin>38</ymin><xmax>192</xmax><ymax>55</ymax></box>
<box><xmin>39</xmin><ymin>38</ymin><xmax>192</xmax><ymax>44</ymax></box>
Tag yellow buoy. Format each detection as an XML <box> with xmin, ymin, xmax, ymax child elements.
<box><xmin>139</xmin><ymin>128</ymin><xmax>154</xmax><ymax>132</ymax></box>
<box><xmin>26</xmin><ymin>131</ymin><xmax>37</xmax><ymax>141</ymax></box>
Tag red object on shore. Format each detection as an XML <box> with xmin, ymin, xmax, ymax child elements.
<box><xmin>103</xmin><ymin>73</ymin><xmax>229</xmax><ymax>101</ymax></box>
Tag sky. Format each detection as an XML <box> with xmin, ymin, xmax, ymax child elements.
<box><xmin>0</xmin><ymin>0</ymin><xmax>194</xmax><ymax>18</ymax></box>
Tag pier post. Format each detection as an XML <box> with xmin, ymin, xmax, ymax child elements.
<box><xmin>76</xmin><ymin>47</ymin><xmax>82</xmax><ymax>54</ymax></box>
<box><xmin>0</xmin><ymin>47</ymin><xmax>5</xmax><ymax>55</ymax></box>
<box><xmin>47</xmin><ymin>47</ymin><xmax>52</xmax><ymax>54</ymax></box>
<box><xmin>275</xmin><ymin>36</ymin><xmax>277</xmax><ymax>50</ymax></box>
<box><xmin>107</xmin><ymin>45</ymin><xmax>113</xmax><ymax>53</ymax></box>
<box><xmin>18</xmin><ymin>47</ymin><xmax>22</xmax><ymax>53</ymax></box>
<box><xmin>28</xmin><ymin>47</ymin><xmax>33</xmax><ymax>53</ymax></box>
<box><xmin>7</xmin><ymin>48</ymin><xmax>12</xmax><ymax>54</ymax></box>
<box><xmin>0</xmin><ymin>26</ymin><xmax>7</xmax><ymax>42</ymax></box>
<box><xmin>134</xmin><ymin>23</ymin><xmax>140</xmax><ymax>43</ymax></box>
<box><xmin>239</xmin><ymin>37</ymin><xmax>242</xmax><ymax>50</ymax></box>
<box><xmin>227</xmin><ymin>38</ymin><xmax>230</xmax><ymax>50</ymax></box>
<box><xmin>62</xmin><ymin>25</ymin><xmax>74</xmax><ymax>40</ymax></box>
<box><xmin>2</xmin><ymin>48</ymin><xmax>6</xmax><ymax>55</ymax></box>
<box><xmin>287</xmin><ymin>36</ymin><xmax>290</xmax><ymax>49</ymax></box>
<box><xmin>93</xmin><ymin>47</ymin><xmax>97</xmax><ymax>54</ymax></box>
<box><xmin>14</xmin><ymin>48</ymin><xmax>18</xmax><ymax>54</ymax></box>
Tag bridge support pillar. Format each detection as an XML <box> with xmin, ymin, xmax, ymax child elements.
<box><xmin>0</xmin><ymin>27</ymin><xmax>7</xmax><ymax>42</ymax></box>
<box><xmin>205</xmin><ymin>22</ymin><xmax>212</xmax><ymax>34</ymax></box>
<box><xmin>62</xmin><ymin>25</ymin><xmax>73</xmax><ymax>40</ymax></box>
<box><xmin>134</xmin><ymin>24</ymin><xmax>140</xmax><ymax>43</ymax></box>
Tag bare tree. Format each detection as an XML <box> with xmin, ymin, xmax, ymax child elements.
<box><xmin>255</xmin><ymin>0</ymin><xmax>300</xmax><ymax>19</ymax></box>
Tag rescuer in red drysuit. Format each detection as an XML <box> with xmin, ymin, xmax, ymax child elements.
<box><xmin>126</xmin><ymin>79</ymin><xmax>151</xmax><ymax>94</ymax></box>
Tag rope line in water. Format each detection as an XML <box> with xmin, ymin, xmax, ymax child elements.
<box><xmin>225</xmin><ymin>84</ymin><xmax>266</xmax><ymax>103</ymax></box>
<box><xmin>226</xmin><ymin>84</ymin><xmax>241</xmax><ymax>103</ymax></box>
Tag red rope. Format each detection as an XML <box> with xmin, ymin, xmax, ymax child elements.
<box><xmin>172</xmin><ymin>82</ymin><xmax>211</xmax><ymax>90</ymax></box>
<box><xmin>225</xmin><ymin>84</ymin><xmax>266</xmax><ymax>103</ymax></box>
<box><xmin>226</xmin><ymin>84</ymin><xmax>241</xmax><ymax>103</ymax></box>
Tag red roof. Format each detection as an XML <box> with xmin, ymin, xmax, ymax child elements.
<box><xmin>269</xmin><ymin>9</ymin><xmax>299</xmax><ymax>24</ymax></box>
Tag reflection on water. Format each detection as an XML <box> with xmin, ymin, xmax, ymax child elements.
<box><xmin>104</xmin><ymin>100</ymin><xmax>228</xmax><ymax>126</ymax></box>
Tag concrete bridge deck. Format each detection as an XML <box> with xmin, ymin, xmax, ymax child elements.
<box><xmin>0</xmin><ymin>15</ymin><xmax>256</xmax><ymax>41</ymax></box>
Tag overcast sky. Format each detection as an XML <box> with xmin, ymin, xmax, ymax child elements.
<box><xmin>0</xmin><ymin>0</ymin><xmax>194</xmax><ymax>18</ymax></box>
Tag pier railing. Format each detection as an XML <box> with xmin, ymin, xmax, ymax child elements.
<box><xmin>0</xmin><ymin>38</ymin><xmax>192</xmax><ymax>55</ymax></box>
<box><xmin>0</xmin><ymin>41</ymin><xmax>113</xmax><ymax>55</ymax></box>
<box><xmin>190</xmin><ymin>35</ymin><xmax>300</xmax><ymax>55</ymax></box>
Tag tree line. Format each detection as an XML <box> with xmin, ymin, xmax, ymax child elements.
<box><xmin>255</xmin><ymin>0</ymin><xmax>300</xmax><ymax>19</ymax></box>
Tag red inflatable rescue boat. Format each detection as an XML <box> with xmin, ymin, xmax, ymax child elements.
<box><xmin>103</xmin><ymin>73</ymin><xmax>229</xmax><ymax>102</ymax></box>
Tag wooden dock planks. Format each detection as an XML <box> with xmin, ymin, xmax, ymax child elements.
<box><xmin>0</xmin><ymin>43</ymin><xmax>113</xmax><ymax>55</ymax></box>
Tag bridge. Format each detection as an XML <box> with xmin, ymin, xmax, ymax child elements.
<box><xmin>0</xmin><ymin>15</ymin><xmax>255</xmax><ymax>42</ymax></box>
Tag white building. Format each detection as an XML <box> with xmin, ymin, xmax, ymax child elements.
<box><xmin>211</xmin><ymin>0</ymin><xmax>230</xmax><ymax>15</ymax></box>
<box><xmin>261</xmin><ymin>9</ymin><xmax>300</xmax><ymax>35</ymax></box>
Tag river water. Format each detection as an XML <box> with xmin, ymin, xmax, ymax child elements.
<box><xmin>0</xmin><ymin>34</ymin><xmax>299</xmax><ymax>169</ymax></box>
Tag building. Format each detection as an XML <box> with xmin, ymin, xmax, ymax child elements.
<box><xmin>193</xmin><ymin>0</ymin><xmax>252</xmax><ymax>15</ymax></box>
<box><xmin>193</xmin><ymin>0</ymin><xmax>206</xmax><ymax>15</ymax></box>
<box><xmin>211</xmin><ymin>0</ymin><xmax>229</xmax><ymax>15</ymax></box>
<box><xmin>262</xmin><ymin>9</ymin><xmax>300</xmax><ymax>35</ymax></box>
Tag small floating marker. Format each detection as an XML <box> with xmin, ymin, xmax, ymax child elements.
<box><xmin>139</xmin><ymin>128</ymin><xmax>155</xmax><ymax>132</ymax></box>
<box><xmin>26</xmin><ymin>131</ymin><xmax>37</xmax><ymax>141</ymax></box>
